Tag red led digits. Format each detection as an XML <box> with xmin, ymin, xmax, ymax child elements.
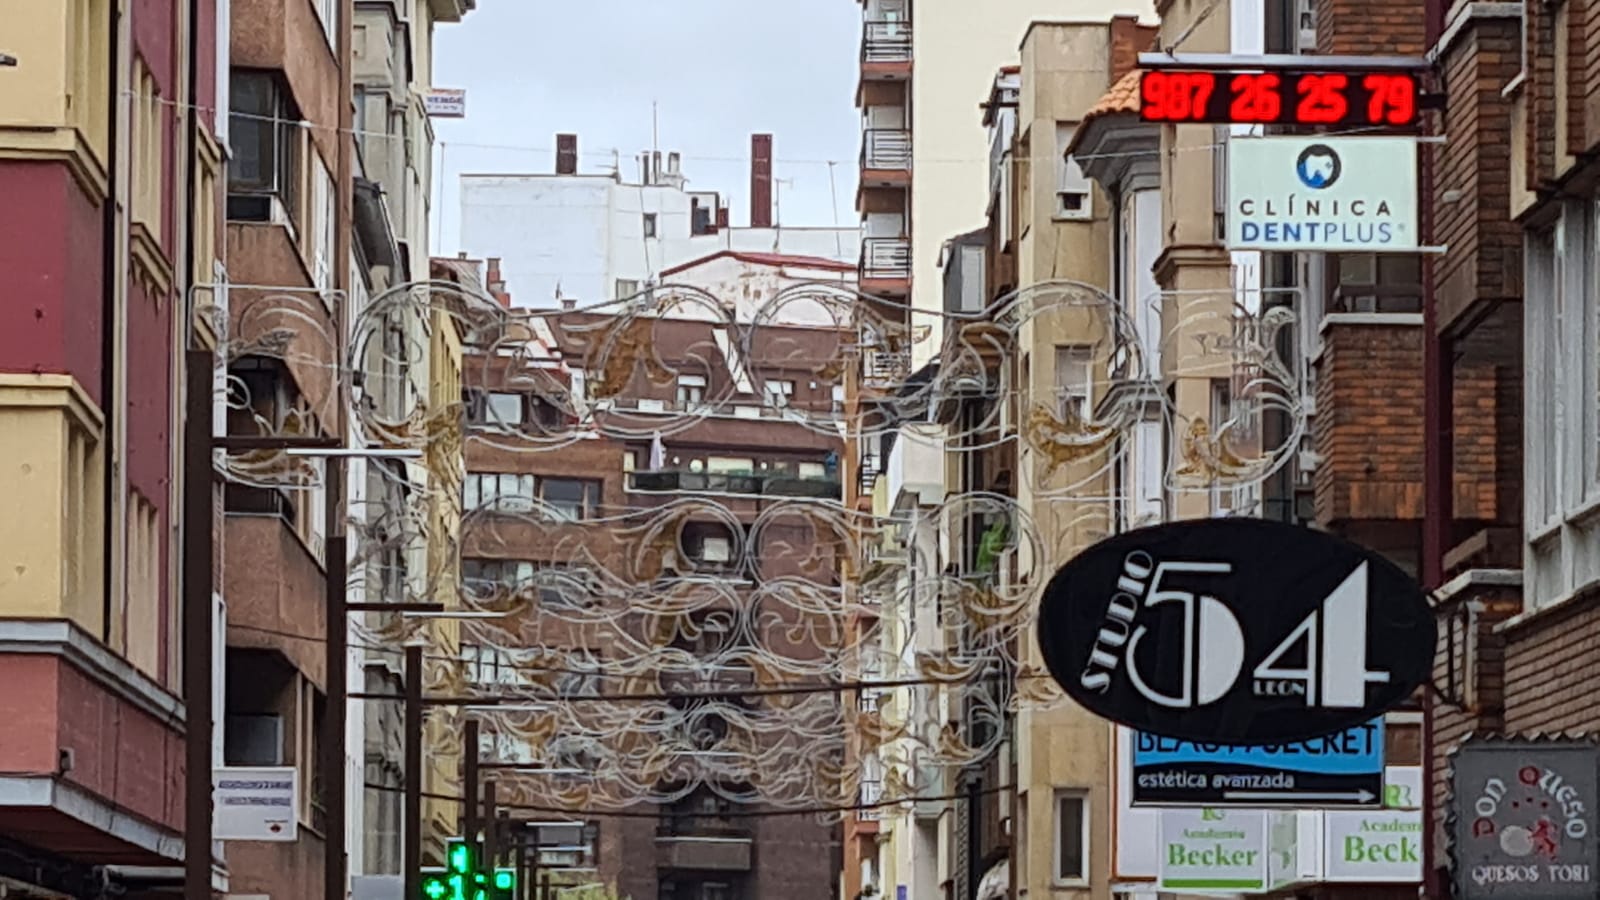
<box><xmin>1141</xmin><ymin>71</ymin><xmax>1218</xmax><ymax>122</ymax></box>
<box><xmin>1228</xmin><ymin>73</ymin><xmax>1283</xmax><ymax>123</ymax></box>
<box><xmin>1295</xmin><ymin>73</ymin><xmax>1351</xmax><ymax>125</ymax></box>
<box><xmin>1362</xmin><ymin>73</ymin><xmax>1417</xmax><ymax>126</ymax></box>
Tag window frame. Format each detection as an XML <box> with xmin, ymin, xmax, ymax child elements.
<box><xmin>1053</xmin><ymin>344</ymin><xmax>1094</xmax><ymax>420</ymax></box>
<box><xmin>1054</xmin><ymin>122</ymin><xmax>1094</xmax><ymax>222</ymax></box>
<box><xmin>642</xmin><ymin>212</ymin><xmax>658</xmax><ymax>238</ymax></box>
<box><xmin>1052</xmin><ymin>789</ymin><xmax>1090</xmax><ymax>886</ymax></box>
<box><xmin>228</xmin><ymin>69</ymin><xmax>301</xmax><ymax>222</ymax></box>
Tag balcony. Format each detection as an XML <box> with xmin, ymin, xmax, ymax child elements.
<box><xmin>862</xmin><ymin>129</ymin><xmax>911</xmax><ymax>172</ymax></box>
<box><xmin>656</xmin><ymin>818</ymin><xmax>753</xmax><ymax>872</ymax></box>
<box><xmin>857</xmin><ymin>780</ymin><xmax>884</xmax><ymax>821</ymax></box>
<box><xmin>862</xmin><ymin>21</ymin><xmax>912</xmax><ymax>69</ymax></box>
<box><xmin>628</xmin><ymin>469</ymin><xmax>841</xmax><ymax>500</ymax></box>
<box><xmin>861</xmin><ymin>237</ymin><xmax>910</xmax><ymax>283</ymax></box>
<box><xmin>862</xmin><ymin>348</ymin><xmax>912</xmax><ymax>391</ymax></box>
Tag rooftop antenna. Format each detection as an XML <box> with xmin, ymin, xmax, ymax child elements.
<box><xmin>652</xmin><ymin>100</ymin><xmax>659</xmax><ymax>156</ymax></box>
<box><xmin>773</xmin><ymin>177</ymin><xmax>795</xmax><ymax>249</ymax></box>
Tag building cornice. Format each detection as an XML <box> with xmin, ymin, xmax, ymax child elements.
<box><xmin>0</xmin><ymin>373</ymin><xmax>106</xmax><ymax>439</ymax></box>
<box><xmin>0</xmin><ymin>618</ymin><xmax>186</xmax><ymax>730</ymax></box>
<box><xmin>0</xmin><ymin>775</ymin><xmax>184</xmax><ymax>863</ymax></box>
<box><xmin>0</xmin><ymin>125</ymin><xmax>110</xmax><ymax>202</ymax></box>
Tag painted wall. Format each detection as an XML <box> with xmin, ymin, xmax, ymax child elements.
<box><xmin>909</xmin><ymin>0</ymin><xmax>1149</xmax><ymax>361</ymax></box>
<box><xmin>458</xmin><ymin>174</ymin><xmax>860</xmax><ymax>306</ymax></box>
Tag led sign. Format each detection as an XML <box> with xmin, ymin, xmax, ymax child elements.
<box><xmin>1138</xmin><ymin>70</ymin><xmax>1420</xmax><ymax>128</ymax></box>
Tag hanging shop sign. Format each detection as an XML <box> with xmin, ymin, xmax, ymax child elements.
<box><xmin>424</xmin><ymin>88</ymin><xmax>467</xmax><ymax>118</ymax></box>
<box><xmin>1324</xmin><ymin>807</ymin><xmax>1424</xmax><ymax>882</ymax></box>
<box><xmin>1450</xmin><ymin>738</ymin><xmax>1600</xmax><ymax>899</ymax></box>
<box><xmin>1131</xmin><ymin>717</ymin><xmax>1385</xmax><ymax>807</ymax></box>
<box><xmin>1226</xmin><ymin>135</ymin><xmax>1418</xmax><ymax>252</ymax></box>
<box><xmin>212</xmin><ymin>766</ymin><xmax>298</xmax><ymax>841</ymax></box>
<box><xmin>1159</xmin><ymin>808</ymin><xmax>1268</xmax><ymax>892</ymax></box>
<box><xmin>1036</xmin><ymin>518</ymin><xmax>1434</xmax><ymax>745</ymax></box>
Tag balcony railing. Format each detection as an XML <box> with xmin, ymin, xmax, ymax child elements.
<box><xmin>628</xmin><ymin>469</ymin><xmax>841</xmax><ymax>500</ymax></box>
<box><xmin>862</xmin><ymin>128</ymin><xmax>911</xmax><ymax>170</ymax></box>
<box><xmin>861</xmin><ymin>237</ymin><xmax>910</xmax><ymax>280</ymax></box>
<box><xmin>858</xmin><ymin>780</ymin><xmax>885</xmax><ymax>821</ymax></box>
<box><xmin>863</xmin><ymin>20</ymin><xmax>912</xmax><ymax>63</ymax></box>
<box><xmin>862</xmin><ymin>349</ymin><xmax>912</xmax><ymax>390</ymax></box>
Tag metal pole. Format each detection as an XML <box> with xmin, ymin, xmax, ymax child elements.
<box><xmin>540</xmin><ymin>872</ymin><xmax>551</xmax><ymax>900</ymax></box>
<box><xmin>183</xmin><ymin>349</ymin><xmax>215</xmax><ymax>900</ymax></box>
<box><xmin>465</xmin><ymin>719</ymin><xmax>481</xmax><ymax>850</ymax></box>
<box><xmin>1419</xmin><ymin>6</ymin><xmax>1450</xmax><ymax>894</ymax></box>
<box><xmin>404</xmin><ymin>645</ymin><xmax>424</xmax><ymax>900</ymax></box>
<box><xmin>322</xmin><ymin>454</ymin><xmax>348</xmax><ymax>900</ymax></box>
<box><xmin>483</xmin><ymin>780</ymin><xmax>498</xmax><ymax>871</ymax></box>
<box><xmin>513</xmin><ymin>822</ymin><xmax>527</xmax><ymax>900</ymax></box>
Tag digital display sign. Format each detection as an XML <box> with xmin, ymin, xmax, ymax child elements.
<box><xmin>1138</xmin><ymin>70</ymin><xmax>1420</xmax><ymax>128</ymax></box>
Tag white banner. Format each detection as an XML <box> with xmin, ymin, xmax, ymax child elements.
<box><xmin>1226</xmin><ymin>136</ymin><xmax>1418</xmax><ymax>252</ymax></box>
<box><xmin>1159</xmin><ymin>808</ymin><xmax>1268</xmax><ymax>892</ymax></box>
<box><xmin>213</xmin><ymin>766</ymin><xmax>298</xmax><ymax>841</ymax></box>
<box><xmin>424</xmin><ymin>88</ymin><xmax>467</xmax><ymax>118</ymax></box>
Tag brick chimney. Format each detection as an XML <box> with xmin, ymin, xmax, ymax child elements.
<box><xmin>556</xmin><ymin>133</ymin><xmax>578</xmax><ymax>175</ymax></box>
<box><xmin>485</xmin><ymin>257</ymin><xmax>512</xmax><ymax>308</ymax></box>
<box><xmin>750</xmin><ymin>133</ymin><xmax>773</xmax><ymax>228</ymax></box>
<box><xmin>1109</xmin><ymin>16</ymin><xmax>1160</xmax><ymax>83</ymax></box>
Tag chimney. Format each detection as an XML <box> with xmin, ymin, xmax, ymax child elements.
<box><xmin>556</xmin><ymin>133</ymin><xmax>578</xmax><ymax>175</ymax></box>
<box><xmin>750</xmin><ymin>133</ymin><xmax>773</xmax><ymax>228</ymax></box>
<box><xmin>715</xmin><ymin>206</ymin><xmax>729</xmax><ymax>231</ymax></box>
<box><xmin>485</xmin><ymin>257</ymin><xmax>512</xmax><ymax>308</ymax></box>
<box><xmin>561</xmin><ymin>297</ymin><xmax>577</xmax><ymax>311</ymax></box>
<box><xmin>1110</xmin><ymin>16</ymin><xmax>1160</xmax><ymax>83</ymax></box>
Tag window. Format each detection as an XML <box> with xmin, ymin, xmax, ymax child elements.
<box><xmin>1054</xmin><ymin>124</ymin><xmax>1093</xmax><ymax>221</ymax></box>
<box><xmin>643</xmin><ymin>213</ymin><xmax>658</xmax><ymax>238</ymax></box>
<box><xmin>1054</xmin><ymin>791</ymin><xmax>1089</xmax><ymax>884</ymax></box>
<box><xmin>706</xmin><ymin>456</ymin><xmax>755</xmax><ymax>474</ymax></box>
<box><xmin>130</xmin><ymin>56</ymin><xmax>163</xmax><ymax>230</ymax></box>
<box><xmin>461</xmin><ymin>643</ymin><xmax>516</xmax><ymax>685</ymax></box>
<box><xmin>314</xmin><ymin>0</ymin><xmax>337</xmax><ymax>46</ymax></box>
<box><xmin>677</xmin><ymin>374</ymin><xmax>706</xmax><ymax>410</ymax></box>
<box><xmin>1524</xmin><ymin>201</ymin><xmax>1600</xmax><ymax>609</ymax></box>
<box><xmin>615</xmin><ymin>278</ymin><xmax>641</xmax><ymax>299</ymax></box>
<box><xmin>540</xmin><ymin>478</ymin><xmax>598</xmax><ymax>521</ymax></box>
<box><xmin>308</xmin><ymin>155</ymin><xmax>334</xmax><ymax>290</ymax></box>
<box><xmin>1053</xmin><ymin>345</ymin><xmax>1093</xmax><ymax>420</ymax></box>
<box><xmin>764</xmin><ymin>379</ymin><xmax>795</xmax><ymax>407</ymax></box>
<box><xmin>229</xmin><ymin>70</ymin><xmax>300</xmax><ymax>224</ymax></box>
<box><xmin>486</xmin><ymin>392</ymin><xmax>524</xmax><ymax>425</ymax></box>
<box><xmin>464</xmin><ymin>473</ymin><xmax>535</xmax><ymax>512</ymax></box>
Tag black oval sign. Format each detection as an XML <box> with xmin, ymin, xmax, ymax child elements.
<box><xmin>1037</xmin><ymin>518</ymin><xmax>1435</xmax><ymax>745</ymax></box>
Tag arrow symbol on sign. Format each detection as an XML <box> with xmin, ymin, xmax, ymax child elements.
<box><xmin>1222</xmin><ymin>790</ymin><xmax>1377</xmax><ymax>803</ymax></box>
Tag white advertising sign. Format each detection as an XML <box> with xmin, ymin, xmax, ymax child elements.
<box><xmin>1226</xmin><ymin>136</ymin><xmax>1418</xmax><ymax>252</ymax></box>
<box><xmin>424</xmin><ymin>88</ymin><xmax>467</xmax><ymax>118</ymax></box>
<box><xmin>1324</xmin><ymin>807</ymin><xmax>1424</xmax><ymax>881</ymax></box>
<box><xmin>213</xmin><ymin>766</ymin><xmax>298</xmax><ymax>841</ymax></box>
<box><xmin>1159</xmin><ymin>808</ymin><xmax>1268</xmax><ymax>892</ymax></box>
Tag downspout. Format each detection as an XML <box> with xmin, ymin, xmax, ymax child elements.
<box><xmin>101</xmin><ymin>0</ymin><xmax>125</xmax><ymax>643</ymax></box>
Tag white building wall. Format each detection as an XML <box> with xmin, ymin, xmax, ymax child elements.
<box><xmin>459</xmin><ymin>174</ymin><xmax>859</xmax><ymax>307</ymax></box>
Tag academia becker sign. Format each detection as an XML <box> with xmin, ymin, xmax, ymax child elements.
<box><xmin>1160</xmin><ymin>808</ymin><xmax>1267</xmax><ymax>892</ymax></box>
<box><xmin>1226</xmin><ymin>136</ymin><xmax>1418</xmax><ymax>252</ymax></box>
<box><xmin>1450</xmin><ymin>739</ymin><xmax>1600</xmax><ymax>899</ymax></box>
<box><xmin>1036</xmin><ymin>519</ymin><xmax>1434</xmax><ymax>745</ymax></box>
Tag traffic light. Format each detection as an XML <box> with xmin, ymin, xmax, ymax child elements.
<box><xmin>419</xmin><ymin>838</ymin><xmax>517</xmax><ymax>900</ymax></box>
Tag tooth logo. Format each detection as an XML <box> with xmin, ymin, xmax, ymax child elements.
<box><xmin>1296</xmin><ymin>144</ymin><xmax>1342</xmax><ymax>190</ymax></box>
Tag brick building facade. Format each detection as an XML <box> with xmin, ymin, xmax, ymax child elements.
<box><xmin>456</xmin><ymin>258</ymin><xmax>848</xmax><ymax>900</ymax></box>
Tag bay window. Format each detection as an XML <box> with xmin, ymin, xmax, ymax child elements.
<box><xmin>1524</xmin><ymin>199</ymin><xmax>1600</xmax><ymax>608</ymax></box>
<box><xmin>228</xmin><ymin>70</ymin><xmax>300</xmax><ymax>225</ymax></box>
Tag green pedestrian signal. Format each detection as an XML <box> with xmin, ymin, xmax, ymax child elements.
<box><xmin>418</xmin><ymin>838</ymin><xmax>517</xmax><ymax>900</ymax></box>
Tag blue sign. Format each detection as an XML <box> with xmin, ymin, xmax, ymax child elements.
<box><xmin>1131</xmin><ymin>717</ymin><xmax>1385</xmax><ymax>808</ymax></box>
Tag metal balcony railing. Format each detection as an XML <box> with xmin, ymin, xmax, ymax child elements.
<box><xmin>628</xmin><ymin>469</ymin><xmax>842</xmax><ymax>500</ymax></box>
<box><xmin>861</xmin><ymin>237</ymin><xmax>910</xmax><ymax>280</ymax></box>
<box><xmin>862</xmin><ymin>20</ymin><xmax>911</xmax><ymax>63</ymax></box>
<box><xmin>858</xmin><ymin>780</ymin><xmax>885</xmax><ymax>821</ymax></box>
<box><xmin>862</xmin><ymin>349</ymin><xmax>912</xmax><ymax>390</ymax></box>
<box><xmin>862</xmin><ymin>128</ymin><xmax>911</xmax><ymax>170</ymax></box>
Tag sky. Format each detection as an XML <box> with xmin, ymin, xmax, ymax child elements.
<box><xmin>428</xmin><ymin>0</ymin><xmax>864</xmax><ymax>256</ymax></box>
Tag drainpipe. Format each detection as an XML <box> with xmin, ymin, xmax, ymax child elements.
<box><xmin>1419</xmin><ymin>0</ymin><xmax>1450</xmax><ymax>894</ymax></box>
<box><xmin>101</xmin><ymin>0</ymin><xmax>126</xmax><ymax>646</ymax></box>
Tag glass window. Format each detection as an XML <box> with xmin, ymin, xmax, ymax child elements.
<box><xmin>642</xmin><ymin>213</ymin><xmax>658</xmax><ymax>238</ymax></box>
<box><xmin>463</xmin><ymin>473</ymin><xmax>535</xmax><ymax>511</ymax></box>
<box><xmin>487</xmin><ymin>392</ymin><xmax>524</xmax><ymax>425</ymax></box>
<box><xmin>677</xmin><ymin>374</ymin><xmax>706</xmax><ymax>410</ymax></box>
<box><xmin>540</xmin><ymin>478</ymin><xmax>594</xmax><ymax>521</ymax></box>
<box><xmin>706</xmin><ymin>456</ymin><xmax>754</xmax><ymax>474</ymax></box>
<box><xmin>1054</xmin><ymin>345</ymin><xmax>1093</xmax><ymax>420</ymax></box>
<box><xmin>1055</xmin><ymin>792</ymin><xmax>1088</xmax><ymax>883</ymax></box>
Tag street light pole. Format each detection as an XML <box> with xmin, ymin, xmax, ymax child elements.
<box><xmin>404</xmin><ymin>644</ymin><xmax>425</xmax><ymax>900</ymax></box>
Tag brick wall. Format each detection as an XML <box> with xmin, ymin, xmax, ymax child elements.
<box><xmin>1435</xmin><ymin>11</ymin><xmax>1524</xmax><ymax>331</ymax></box>
<box><xmin>1312</xmin><ymin>321</ymin><xmax>1499</xmax><ymax>526</ymax></box>
<box><xmin>1315</xmin><ymin>0</ymin><xmax>1425</xmax><ymax>56</ymax></box>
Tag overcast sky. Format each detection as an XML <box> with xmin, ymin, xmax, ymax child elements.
<box><xmin>429</xmin><ymin>1</ymin><xmax>863</xmax><ymax>256</ymax></box>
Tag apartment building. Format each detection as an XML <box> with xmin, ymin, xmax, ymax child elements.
<box><xmin>458</xmin><ymin>133</ymin><xmax>860</xmax><ymax>310</ymax></box>
<box><xmin>0</xmin><ymin>0</ymin><xmax>223</xmax><ymax>894</ymax></box>
<box><xmin>454</xmin><ymin>258</ymin><xmax>849</xmax><ymax>900</ymax></box>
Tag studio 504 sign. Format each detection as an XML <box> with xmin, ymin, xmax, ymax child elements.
<box><xmin>1037</xmin><ymin>519</ymin><xmax>1434</xmax><ymax>746</ymax></box>
<box><xmin>1226</xmin><ymin>136</ymin><xmax>1418</xmax><ymax>252</ymax></box>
